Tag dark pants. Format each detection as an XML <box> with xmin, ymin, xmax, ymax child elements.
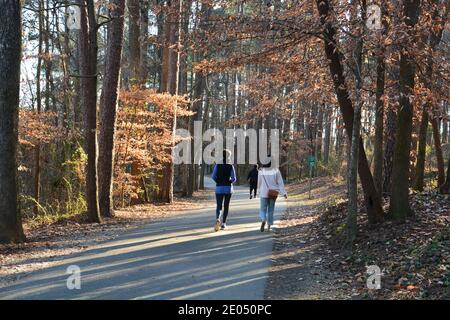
<box><xmin>215</xmin><ymin>193</ymin><xmax>232</xmax><ymax>223</ymax></box>
<box><xmin>250</xmin><ymin>183</ymin><xmax>257</xmax><ymax>197</ymax></box>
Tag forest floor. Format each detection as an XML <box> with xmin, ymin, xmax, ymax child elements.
<box><xmin>0</xmin><ymin>190</ymin><xmax>212</xmax><ymax>287</ymax></box>
<box><xmin>265</xmin><ymin>177</ymin><xmax>449</xmax><ymax>300</ymax></box>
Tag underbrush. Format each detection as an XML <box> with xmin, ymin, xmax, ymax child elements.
<box><xmin>21</xmin><ymin>191</ymin><xmax>87</xmax><ymax>228</ymax></box>
<box><xmin>318</xmin><ymin>191</ymin><xmax>449</xmax><ymax>299</ymax></box>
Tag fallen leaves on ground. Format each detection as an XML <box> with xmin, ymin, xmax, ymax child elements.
<box><xmin>266</xmin><ymin>177</ymin><xmax>449</xmax><ymax>300</ymax></box>
<box><xmin>319</xmin><ymin>190</ymin><xmax>449</xmax><ymax>300</ymax></box>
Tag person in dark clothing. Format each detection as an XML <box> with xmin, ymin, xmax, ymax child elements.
<box><xmin>212</xmin><ymin>150</ymin><xmax>236</xmax><ymax>231</ymax></box>
<box><xmin>247</xmin><ymin>165</ymin><xmax>259</xmax><ymax>199</ymax></box>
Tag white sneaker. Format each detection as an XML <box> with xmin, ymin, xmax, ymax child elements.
<box><xmin>221</xmin><ymin>223</ymin><xmax>227</xmax><ymax>230</ymax></box>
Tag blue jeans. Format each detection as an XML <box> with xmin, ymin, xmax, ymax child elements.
<box><xmin>259</xmin><ymin>197</ymin><xmax>276</xmax><ymax>225</ymax></box>
<box><xmin>216</xmin><ymin>193</ymin><xmax>232</xmax><ymax>223</ymax></box>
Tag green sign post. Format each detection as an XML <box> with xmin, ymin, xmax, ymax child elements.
<box><xmin>308</xmin><ymin>155</ymin><xmax>316</xmax><ymax>169</ymax></box>
<box><xmin>308</xmin><ymin>155</ymin><xmax>316</xmax><ymax>199</ymax></box>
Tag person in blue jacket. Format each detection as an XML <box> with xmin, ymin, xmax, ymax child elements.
<box><xmin>212</xmin><ymin>150</ymin><xmax>236</xmax><ymax>231</ymax></box>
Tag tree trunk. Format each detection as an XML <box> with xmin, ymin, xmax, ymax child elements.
<box><xmin>439</xmin><ymin>155</ymin><xmax>449</xmax><ymax>194</ymax></box>
<box><xmin>139</xmin><ymin>0</ymin><xmax>149</xmax><ymax>84</ymax></box>
<box><xmin>430</xmin><ymin>116</ymin><xmax>445</xmax><ymax>187</ymax></box>
<box><xmin>316</xmin><ymin>104</ymin><xmax>323</xmax><ymax>163</ymax></box>
<box><xmin>323</xmin><ymin>107</ymin><xmax>332</xmax><ymax>165</ymax></box>
<box><xmin>33</xmin><ymin>0</ymin><xmax>44</xmax><ymax>216</ymax></box>
<box><xmin>425</xmin><ymin>2</ymin><xmax>445</xmax><ymax>189</ymax></box>
<box><xmin>442</xmin><ymin>102</ymin><xmax>448</xmax><ymax>143</ymax></box>
<box><xmin>346</xmin><ymin>3</ymin><xmax>364</xmax><ymax>248</ymax></box>
<box><xmin>160</xmin><ymin>0</ymin><xmax>182</xmax><ymax>203</ymax></box>
<box><xmin>389</xmin><ymin>0</ymin><xmax>420</xmax><ymax>220</ymax></box>
<box><xmin>0</xmin><ymin>0</ymin><xmax>26</xmax><ymax>243</ymax></box>
<box><xmin>336</xmin><ymin>116</ymin><xmax>344</xmax><ymax>162</ymax></box>
<box><xmin>383</xmin><ymin>106</ymin><xmax>397</xmax><ymax>194</ymax></box>
<box><xmin>79</xmin><ymin>0</ymin><xmax>101</xmax><ymax>223</ymax></box>
<box><xmin>128</xmin><ymin>0</ymin><xmax>140</xmax><ymax>83</ymax></box>
<box><xmin>382</xmin><ymin>0</ymin><xmax>403</xmax><ymax>196</ymax></box>
<box><xmin>316</xmin><ymin>0</ymin><xmax>384</xmax><ymax>223</ymax></box>
<box><xmin>414</xmin><ymin>107</ymin><xmax>428</xmax><ymax>191</ymax></box>
<box><xmin>189</xmin><ymin>70</ymin><xmax>205</xmax><ymax>195</ymax></box>
<box><xmin>98</xmin><ymin>0</ymin><xmax>126</xmax><ymax>218</ymax></box>
<box><xmin>73</xmin><ymin>35</ymin><xmax>82</xmax><ymax>128</ymax></box>
<box><xmin>44</xmin><ymin>0</ymin><xmax>52</xmax><ymax>112</ymax></box>
<box><xmin>409</xmin><ymin>116</ymin><xmax>420</xmax><ymax>184</ymax></box>
<box><xmin>177</xmin><ymin>0</ymin><xmax>190</xmax><ymax>196</ymax></box>
<box><xmin>373</xmin><ymin>52</ymin><xmax>385</xmax><ymax>194</ymax></box>
<box><xmin>199</xmin><ymin>91</ymin><xmax>210</xmax><ymax>190</ymax></box>
<box><xmin>347</xmin><ymin>91</ymin><xmax>362</xmax><ymax>248</ymax></box>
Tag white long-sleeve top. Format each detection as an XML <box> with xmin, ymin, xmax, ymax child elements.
<box><xmin>257</xmin><ymin>168</ymin><xmax>287</xmax><ymax>198</ymax></box>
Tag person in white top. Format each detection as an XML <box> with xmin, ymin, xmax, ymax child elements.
<box><xmin>257</xmin><ymin>160</ymin><xmax>287</xmax><ymax>232</ymax></box>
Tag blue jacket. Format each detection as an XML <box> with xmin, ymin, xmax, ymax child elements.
<box><xmin>212</xmin><ymin>164</ymin><xmax>236</xmax><ymax>194</ymax></box>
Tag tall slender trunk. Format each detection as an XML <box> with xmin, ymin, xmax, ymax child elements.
<box><xmin>178</xmin><ymin>0</ymin><xmax>190</xmax><ymax>196</ymax></box>
<box><xmin>430</xmin><ymin>117</ymin><xmax>445</xmax><ymax>186</ymax></box>
<box><xmin>155</xmin><ymin>2</ymin><xmax>171</xmax><ymax>201</ymax></box>
<box><xmin>316</xmin><ymin>0</ymin><xmax>384</xmax><ymax>223</ymax></box>
<box><xmin>409</xmin><ymin>116</ymin><xmax>420</xmax><ymax>184</ymax></box>
<box><xmin>414</xmin><ymin>107</ymin><xmax>428</xmax><ymax>191</ymax></box>
<box><xmin>54</xmin><ymin>11</ymin><xmax>73</xmax><ymax>128</ymax></box>
<box><xmin>98</xmin><ymin>0</ymin><xmax>126</xmax><ymax>217</ymax></box>
<box><xmin>44</xmin><ymin>0</ymin><xmax>51</xmax><ymax>112</ymax></box>
<box><xmin>336</xmin><ymin>116</ymin><xmax>344</xmax><ymax>162</ymax></box>
<box><xmin>439</xmin><ymin>155</ymin><xmax>449</xmax><ymax>194</ymax></box>
<box><xmin>382</xmin><ymin>0</ymin><xmax>402</xmax><ymax>196</ymax></box>
<box><xmin>155</xmin><ymin>1</ymin><xmax>164</xmax><ymax>92</ymax></box>
<box><xmin>373</xmin><ymin>51</ymin><xmax>385</xmax><ymax>194</ymax></box>
<box><xmin>426</xmin><ymin>0</ymin><xmax>446</xmax><ymax>188</ymax></box>
<box><xmin>128</xmin><ymin>0</ymin><xmax>140</xmax><ymax>83</ymax></box>
<box><xmin>189</xmin><ymin>69</ymin><xmax>205</xmax><ymax>195</ymax></box>
<box><xmin>199</xmin><ymin>91</ymin><xmax>210</xmax><ymax>189</ymax></box>
<box><xmin>389</xmin><ymin>0</ymin><xmax>421</xmax><ymax>220</ymax></box>
<box><xmin>442</xmin><ymin>102</ymin><xmax>448</xmax><ymax>143</ymax></box>
<box><xmin>73</xmin><ymin>34</ymin><xmax>82</xmax><ymax>127</ymax></box>
<box><xmin>347</xmin><ymin>88</ymin><xmax>362</xmax><ymax>247</ymax></box>
<box><xmin>139</xmin><ymin>0</ymin><xmax>149</xmax><ymax>84</ymax></box>
<box><xmin>79</xmin><ymin>0</ymin><xmax>101</xmax><ymax>223</ymax></box>
<box><xmin>0</xmin><ymin>0</ymin><xmax>26</xmax><ymax>243</ymax></box>
<box><xmin>323</xmin><ymin>106</ymin><xmax>332</xmax><ymax>165</ymax></box>
<box><xmin>383</xmin><ymin>106</ymin><xmax>397</xmax><ymax>194</ymax></box>
<box><xmin>160</xmin><ymin>0</ymin><xmax>182</xmax><ymax>203</ymax></box>
<box><xmin>347</xmin><ymin>0</ymin><xmax>364</xmax><ymax>248</ymax></box>
<box><xmin>34</xmin><ymin>0</ymin><xmax>44</xmax><ymax>216</ymax></box>
<box><xmin>316</xmin><ymin>104</ymin><xmax>323</xmax><ymax>163</ymax></box>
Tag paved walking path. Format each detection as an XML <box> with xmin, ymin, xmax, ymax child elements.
<box><xmin>0</xmin><ymin>177</ymin><xmax>285</xmax><ymax>300</ymax></box>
